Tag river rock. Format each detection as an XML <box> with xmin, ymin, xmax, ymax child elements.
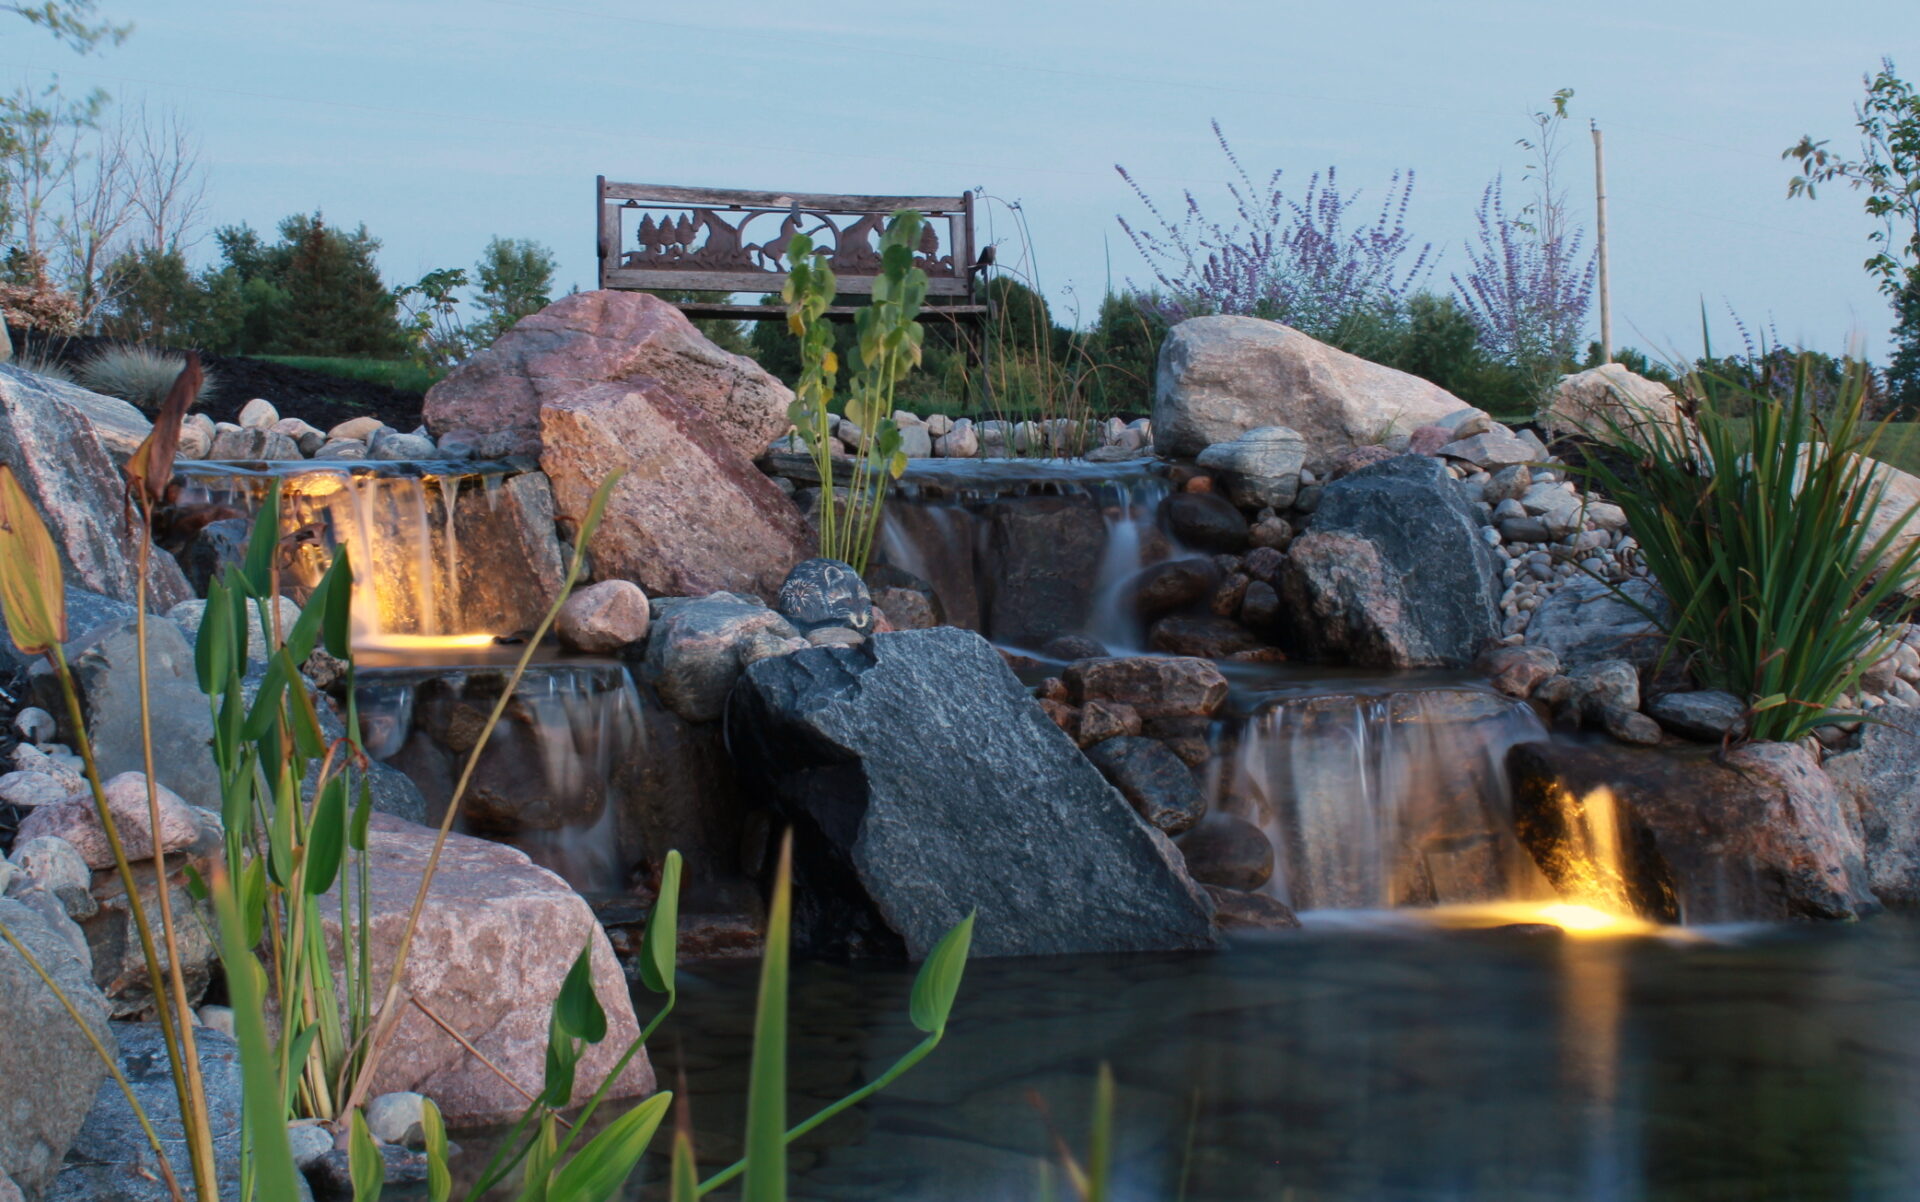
<box><xmin>1525</xmin><ymin>577</ymin><xmax>1669</xmax><ymax>669</ymax></box>
<box><xmin>0</xmin><ymin>896</ymin><xmax>111</xmax><ymax>1198</ymax></box>
<box><xmin>1278</xmin><ymin>455</ymin><xmax>1503</xmax><ymax>668</ymax></box>
<box><xmin>1155</xmin><ymin>316</ymin><xmax>1468</xmax><ymax>465</ymax></box>
<box><xmin>329</xmin><ymin>416</ymin><xmax>386</xmax><ymax>441</ymax></box>
<box><xmin>177</xmin><ymin>517</ymin><xmax>251</xmax><ymax>597</ymax></box>
<box><xmin>1082</xmin><ymin>736</ymin><xmax>1207</xmax><ymax>834</ymax></box>
<box><xmin>1478</xmin><ymin>645</ymin><xmax>1560</xmax><ymax>699</ymax></box>
<box><xmin>47</xmin><ymin>1023</ymin><xmax>243</xmax><ymax>1202</ymax></box>
<box><xmin>448</xmin><ymin>470</ymin><xmax>569</xmax><ymax>637</ymax></box>
<box><xmin>1203</xmin><ymin>884</ymin><xmax>1301</xmax><ymax>931</ymax></box>
<box><xmin>539</xmin><ymin>379</ymin><xmax>814</xmax><ymax>602</ymax></box>
<box><xmin>1159</xmin><ymin>491</ymin><xmax>1248</xmax><ymax>554</ymax></box>
<box><xmin>1148</xmin><ymin>615</ymin><xmax>1267</xmax><ymax>658</ymax></box>
<box><xmin>14</xmin><ymin>773</ymin><xmax>212</xmax><ymax>870</ymax></box>
<box><xmin>1645</xmin><ymin>690</ymin><xmax>1747</xmax><ymax>743</ymax></box>
<box><xmin>1063</xmin><ymin>656</ymin><xmax>1229</xmax><ymax>720</ymax></box>
<box><xmin>777</xmin><ymin>558</ymin><xmax>873</xmax><ymax>634</ymax></box>
<box><xmin>1508</xmin><ymin>739</ymin><xmax>1877</xmax><ymax>922</ymax></box>
<box><xmin>319</xmin><ymin>814</ymin><xmax>654</xmax><ymax>1123</ymax></box>
<box><xmin>1544</xmin><ymin>364</ymin><xmax>1686</xmax><ymax>449</ymax></box>
<box><xmin>1435</xmin><ymin>429</ymin><xmax>1536</xmax><ymax>469</ymax></box>
<box><xmin>1824</xmin><ymin>706</ymin><xmax>1920</xmax><ymax>906</ymax></box>
<box><xmin>1177</xmin><ymin>815</ymin><xmax>1275</xmax><ymax>891</ymax></box>
<box><xmin>727</xmin><ymin>627</ymin><xmax>1218</xmax><ymax>958</ymax></box>
<box><xmin>1121</xmin><ymin>557</ymin><xmax>1221</xmax><ymax>619</ymax></box>
<box><xmin>425</xmin><ymin>289</ymin><xmax>791</xmax><ymax>458</ymax></box>
<box><xmin>1194</xmin><ymin>426</ymin><xmax>1308</xmax><ymax>509</ymax></box>
<box><xmin>0</xmin><ymin>365</ymin><xmax>191</xmax><ymax>608</ymax></box>
<box><xmin>556</xmin><ymin>579</ymin><xmax>650</xmax><ymax>653</ymax></box>
<box><xmin>644</xmin><ymin>593</ymin><xmax>803</xmax><ymax>722</ymax></box>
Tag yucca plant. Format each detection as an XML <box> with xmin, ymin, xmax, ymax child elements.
<box><xmin>1571</xmin><ymin>351</ymin><xmax>1920</xmax><ymax>743</ymax></box>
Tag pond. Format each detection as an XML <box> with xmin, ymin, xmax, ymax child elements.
<box><xmin>615</xmin><ymin>914</ymin><xmax>1920</xmax><ymax>1201</ymax></box>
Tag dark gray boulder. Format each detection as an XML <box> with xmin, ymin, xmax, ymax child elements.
<box><xmin>0</xmin><ymin>587</ymin><xmax>134</xmax><ymax>671</ymax></box>
<box><xmin>1159</xmin><ymin>491</ymin><xmax>1248</xmax><ymax>554</ymax></box>
<box><xmin>1277</xmin><ymin>455</ymin><xmax>1503</xmax><ymax>668</ymax></box>
<box><xmin>1526</xmin><ymin>576</ymin><xmax>1669</xmax><ymax>670</ymax></box>
<box><xmin>726</xmin><ymin>627</ymin><xmax>1217</xmax><ymax>959</ymax></box>
<box><xmin>49</xmin><ymin>1024</ymin><xmax>245</xmax><ymax>1202</ymax></box>
<box><xmin>0</xmin><ymin>896</ymin><xmax>111</xmax><ymax>1197</ymax></box>
<box><xmin>981</xmin><ymin>495</ymin><xmax>1107</xmax><ymax>647</ymax></box>
<box><xmin>1083</xmin><ymin>736</ymin><xmax>1207</xmax><ymax>834</ymax></box>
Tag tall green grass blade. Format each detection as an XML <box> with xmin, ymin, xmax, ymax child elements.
<box><xmin>742</xmin><ymin>835</ymin><xmax>793</xmax><ymax>1202</ymax></box>
<box><xmin>548</xmin><ymin>1090</ymin><xmax>672</xmax><ymax>1201</ymax></box>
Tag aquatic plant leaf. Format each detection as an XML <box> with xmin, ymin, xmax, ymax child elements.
<box><xmin>908</xmin><ymin>912</ymin><xmax>974</xmax><ymax>1035</ymax></box>
<box><xmin>350</xmin><ymin>1108</ymin><xmax>385</xmax><ymax>1202</ymax></box>
<box><xmin>350</xmin><ymin>777</ymin><xmax>372</xmax><ymax>851</ymax></box>
<box><xmin>542</xmin><ymin>1009</ymin><xmax>582</xmax><ymax>1109</ymax></box>
<box><xmin>193</xmin><ymin>578</ymin><xmax>235</xmax><ymax>696</ymax></box>
<box><xmin>239</xmin><ymin>483</ymin><xmax>280</xmax><ymax>598</ymax></box>
<box><xmin>516</xmin><ymin>1114</ymin><xmax>559</xmax><ymax>1202</ymax></box>
<box><xmin>555</xmin><ymin>938</ymin><xmax>608</xmax><ymax>1043</ymax></box>
<box><xmin>305</xmin><ymin>775</ymin><xmax>348</xmax><ymax>895</ymax></box>
<box><xmin>548</xmin><ymin>1089</ymin><xmax>672</xmax><ymax>1202</ymax></box>
<box><xmin>742</xmin><ymin>834</ymin><xmax>793</xmax><ymax>1202</ymax></box>
<box><xmin>320</xmin><ymin>548</ymin><xmax>354</xmax><ymax>659</ymax></box>
<box><xmin>669</xmin><ymin>1127</ymin><xmax>699</xmax><ymax>1202</ymax></box>
<box><xmin>421</xmin><ymin>1097</ymin><xmax>451</xmax><ymax>1202</ymax></box>
<box><xmin>283</xmin><ymin>1022</ymin><xmax>319</xmax><ymax>1111</ymax></box>
<box><xmin>211</xmin><ymin>865</ymin><xmax>305</xmax><ymax>1202</ymax></box>
<box><xmin>0</xmin><ymin>465</ymin><xmax>65</xmax><ymax>655</ymax></box>
<box><xmin>123</xmin><ymin>351</ymin><xmax>200</xmax><ymax>506</ymax></box>
<box><xmin>638</xmin><ymin>849</ymin><xmax>682</xmax><ymax>997</ymax></box>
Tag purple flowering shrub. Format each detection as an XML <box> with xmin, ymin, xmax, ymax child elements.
<box><xmin>1450</xmin><ymin>175</ymin><xmax>1596</xmax><ymax>367</ymax></box>
<box><xmin>1115</xmin><ymin>122</ymin><xmax>1432</xmax><ymax>338</ymax></box>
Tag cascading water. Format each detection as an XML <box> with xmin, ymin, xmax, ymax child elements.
<box><xmin>1204</xmin><ymin>684</ymin><xmax>1556</xmax><ymax>912</ymax></box>
<box><xmin>168</xmin><ymin>459</ymin><xmax>551</xmax><ymax>655</ymax></box>
<box><xmin>879</xmin><ymin>458</ymin><xmax>1173</xmax><ymax>651</ymax></box>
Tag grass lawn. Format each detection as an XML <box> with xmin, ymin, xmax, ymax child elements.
<box><xmin>250</xmin><ymin>355</ymin><xmax>441</xmax><ymax>394</ymax></box>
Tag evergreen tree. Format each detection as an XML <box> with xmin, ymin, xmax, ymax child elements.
<box><xmin>272</xmin><ymin>212</ymin><xmax>403</xmax><ymax>356</ymax></box>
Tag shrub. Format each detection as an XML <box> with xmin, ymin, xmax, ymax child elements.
<box><xmin>98</xmin><ymin>246</ymin><xmax>207</xmax><ymax>344</ymax></box>
<box><xmin>1573</xmin><ymin>354</ymin><xmax>1920</xmax><ymax>743</ymax></box>
<box><xmin>77</xmin><ymin>344</ymin><xmax>217</xmax><ymax>411</ymax></box>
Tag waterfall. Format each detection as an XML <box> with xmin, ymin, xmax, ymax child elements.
<box><xmin>1206</xmin><ymin>686</ymin><xmax>1556</xmax><ymax>912</ymax></box>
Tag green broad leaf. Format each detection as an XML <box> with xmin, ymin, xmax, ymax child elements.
<box><xmin>0</xmin><ymin>465</ymin><xmax>66</xmax><ymax>655</ymax></box>
<box><xmin>350</xmin><ymin>1108</ymin><xmax>385</xmax><ymax>1202</ymax></box>
<box><xmin>180</xmin><ymin>862</ymin><xmax>209</xmax><ymax>902</ymax></box>
<box><xmin>1752</xmin><ymin>693</ymin><xmax>1788</xmax><ymax>711</ymax></box>
<box><xmin>516</xmin><ymin>1114</ymin><xmax>559</xmax><ymax>1202</ymax></box>
<box><xmin>285</xmin><ymin>656</ymin><xmax>328</xmax><ymax>759</ymax></box>
<box><xmin>241</xmin><ymin>854</ymin><xmax>269</xmax><ymax>947</ymax></box>
<box><xmin>194</xmin><ymin>580</ymin><xmax>234</xmax><ymax>697</ymax></box>
<box><xmin>240</xmin><ymin>484</ymin><xmax>281</xmax><ymax>598</ymax></box>
<box><xmin>890</xmin><ymin>451</ymin><xmax>908</xmax><ymax>480</ymax></box>
<box><xmin>555</xmin><ymin>938</ymin><xmax>609</xmax><ymax>1044</ymax></box>
<box><xmin>542</xmin><ymin>1008</ymin><xmax>583</xmax><ymax>1108</ymax></box>
<box><xmin>284</xmin><ymin>1022</ymin><xmax>321</xmax><ymax>1110</ymax></box>
<box><xmin>243</xmin><ymin>653</ymin><xmax>291</xmax><ymax>741</ymax></box>
<box><xmin>266</xmin><ymin>765</ymin><xmax>297</xmax><ymax>888</ymax></box>
<box><xmin>210</xmin><ymin>867</ymin><xmax>305</xmax><ymax>1202</ymax></box>
<box><xmin>638</xmin><ymin>849</ymin><xmax>682</xmax><ymax>997</ymax></box>
<box><xmin>350</xmin><ymin>776</ymin><xmax>373</xmax><ymax>851</ymax></box>
<box><xmin>320</xmin><ymin>549</ymin><xmax>353</xmax><ymax>658</ymax></box>
<box><xmin>742</xmin><ymin>835</ymin><xmax>793</xmax><ymax>1202</ymax></box>
<box><xmin>305</xmin><ymin>775</ymin><xmax>348</xmax><ymax>895</ymax></box>
<box><xmin>421</xmin><ymin>1097</ymin><xmax>452</xmax><ymax>1202</ymax></box>
<box><xmin>908</xmin><ymin>912</ymin><xmax>974</xmax><ymax>1035</ymax></box>
<box><xmin>547</xmin><ymin>1090</ymin><xmax>672</xmax><ymax>1202</ymax></box>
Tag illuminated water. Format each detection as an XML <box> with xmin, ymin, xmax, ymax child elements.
<box><xmin>585</xmin><ymin>916</ymin><xmax>1920</xmax><ymax>1201</ymax></box>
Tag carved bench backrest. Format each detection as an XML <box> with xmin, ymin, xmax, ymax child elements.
<box><xmin>597</xmin><ymin>178</ymin><xmax>976</xmax><ymax>301</ymax></box>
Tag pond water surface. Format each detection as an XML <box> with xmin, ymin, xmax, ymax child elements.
<box><xmin>616</xmin><ymin>914</ymin><xmax>1920</xmax><ymax>1202</ymax></box>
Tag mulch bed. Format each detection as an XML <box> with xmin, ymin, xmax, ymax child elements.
<box><xmin>9</xmin><ymin>327</ymin><xmax>428</xmax><ymax>433</ymax></box>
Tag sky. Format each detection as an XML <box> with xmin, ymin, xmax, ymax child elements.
<box><xmin>7</xmin><ymin>0</ymin><xmax>1917</xmax><ymax>359</ymax></box>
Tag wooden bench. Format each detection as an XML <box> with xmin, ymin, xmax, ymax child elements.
<box><xmin>595</xmin><ymin>178</ymin><xmax>988</xmax><ymax>326</ymax></box>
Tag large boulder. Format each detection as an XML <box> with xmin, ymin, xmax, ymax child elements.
<box><xmin>1823</xmin><ymin>706</ymin><xmax>1920</xmax><ymax>906</ymax></box>
<box><xmin>0</xmin><ymin>896</ymin><xmax>112</xmax><ymax>1198</ymax></box>
<box><xmin>540</xmin><ymin>380</ymin><xmax>814</xmax><ymax>602</ymax></box>
<box><xmin>423</xmin><ymin>290</ymin><xmax>792</xmax><ymax>459</ymax></box>
<box><xmin>1154</xmin><ymin>317</ymin><xmax>1468</xmax><ymax>466</ymax></box>
<box><xmin>1507</xmin><ymin>740</ymin><xmax>1877</xmax><ymax>922</ymax></box>
<box><xmin>447</xmin><ymin>469</ymin><xmax>569</xmax><ymax>637</ymax></box>
<box><xmin>1278</xmin><ymin>455</ymin><xmax>1502</xmax><ymax>667</ymax></box>
<box><xmin>47</xmin><ymin>1023</ymin><xmax>243</xmax><ymax>1202</ymax></box>
<box><xmin>726</xmin><ymin>627</ymin><xmax>1218</xmax><ymax>959</ymax></box>
<box><xmin>1543</xmin><ymin>363</ymin><xmax>1685</xmax><ymax>449</ymax></box>
<box><xmin>0</xmin><ymin>365</ymin><xmax>190</xmax><ymax>609</ymax></box>
<box><xmin>320</xmin><ymin>814</ymin><xmax>655</xmax><ymax>1124</ymax></box>
<box><xmin>643</xmin><ymin>593</ymin><xmax>805</xmax><ymax>723</ymax></box>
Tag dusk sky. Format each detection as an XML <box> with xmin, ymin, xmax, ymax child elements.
<box><xmin>9</xmin><ymin>0</ymin><xmax>1915</xmax><ymax>358</ymax></box>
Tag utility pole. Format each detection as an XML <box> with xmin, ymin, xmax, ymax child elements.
<box><xmin>1591</xmin><ymin>119</ymin><xmax>1612</xmax><ymax>363</ymax></box>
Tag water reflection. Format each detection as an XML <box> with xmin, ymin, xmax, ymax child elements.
<box><xmin>588</xmin><ymin>918</ymin><xmax>1920</xmax><ymax>1201</ymax></box>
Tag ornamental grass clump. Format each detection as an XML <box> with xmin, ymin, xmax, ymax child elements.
<box><xmin>78</xmin><ymin>344</ymin><xmax>219</xmax><ymax>412</ymax></box>
<box><xmin>1574</xmin><ymin>352</ymin><xmax>1920</xmax><ymax>743</ymax></box>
